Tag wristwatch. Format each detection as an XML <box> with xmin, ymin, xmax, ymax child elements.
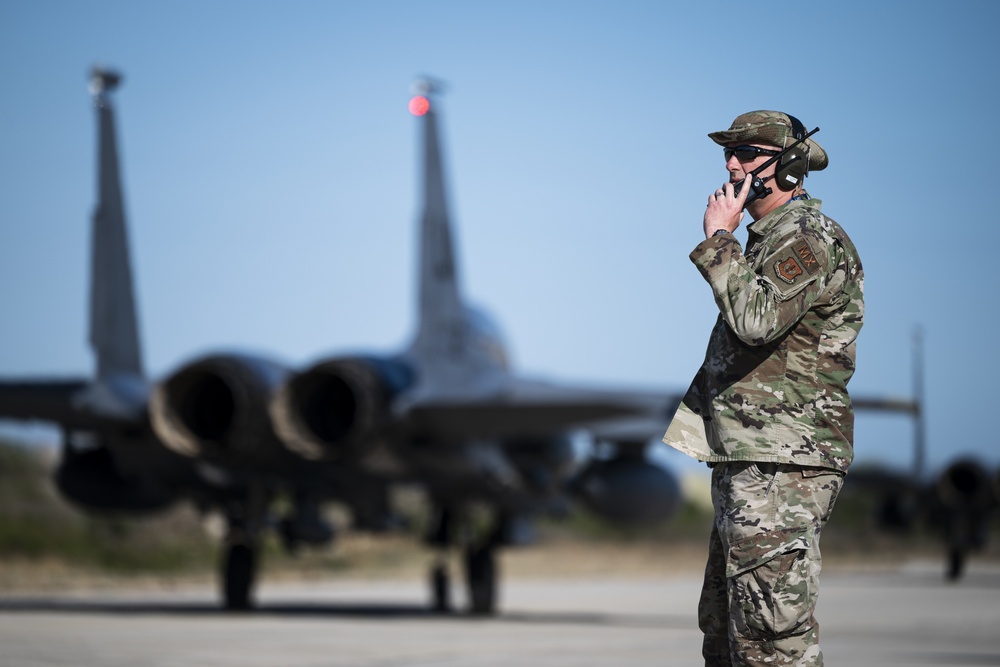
<box><xmin>712</xmin><ymin>229</ymin><xmax>730</xmax><ymax>237</ymax></box>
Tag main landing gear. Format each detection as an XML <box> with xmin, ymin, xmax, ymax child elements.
<box><xmin>464</xmin><ymin>544</ymin><xmax>497</xmax><ymax>615</ymax></box>
<box><xmin>426</xmin><ymin>505</ymin><xmax>500</xmax><ymax>615</ymax></box>
<box><xmin>223</xmin><ymin>536</ymin><xmax>258</xmax><ymax>611</ymax></box>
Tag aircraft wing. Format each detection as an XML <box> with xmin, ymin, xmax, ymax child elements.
<box><xmin>0</xmin><ymin>378</ymin><xmax>147</xmax><ymax>429</ymax></box>
<box><xmin>0</xmin><ymin>379</ymin><xmax>91</xmax><ymax>425</ymax></box>
<box><xmin>403</xmin><ymin>383</ymin><xmax>918</xmax><ymax>442</ymax></box>
<box><xmin>403</xmin><ymin>379</ymin><xmax>682</xmax><ymax>441</ymax></box>
<box><xmin>851</xmin><ymin>396</ymin><xmax>920</xmax><ymax>416</ymax></box>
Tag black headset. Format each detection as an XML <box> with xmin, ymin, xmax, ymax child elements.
<box><xmin>774</xmin><ymin>114</ymin><xmax>809</xmax><ymax>192</ymax></box>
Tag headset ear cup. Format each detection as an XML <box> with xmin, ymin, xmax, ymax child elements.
<box><xmin>775</xmin><ymin>147</ymin><xmax>807</xmax><ymax>191</ymax></box>
<box><xmin>787</xmin><ymin>115</ymin><xmax>805</xmax><ymax>142</ymax></box>
<box><xmin>778</xmin><ymin>113</ymin><xmax>808</xmax><ymax>191</ymax></box>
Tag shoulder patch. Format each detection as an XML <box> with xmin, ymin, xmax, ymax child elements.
<box><xmin>771</xmin><ymin>239</ymin><xmax>820</xmax><ymax>285</ymax></box>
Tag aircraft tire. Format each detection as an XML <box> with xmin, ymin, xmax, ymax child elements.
<box><xmin>431</xmin><ymin>562</ymin><xmax>451</xmax><ymax>612</ymax></box>
<box><xmin>223</xmin><ymin>542</ymin><xmax>257</xmax><ymax>610</ymax></box>
<box><xmin>946</xmin><ymin>547</ymin><xmax>966</xmax><ymax>581</ymax></box>
<box><xmin>465</xmin><ymin>546</ymin><xmax>497</xmax><ymax>615</ymax></box>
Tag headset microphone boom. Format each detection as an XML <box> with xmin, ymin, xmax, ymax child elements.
<box><xmin>732</xmin><ymin>124</ymin><xmax>820</xmax><ymax>207</ymax></box>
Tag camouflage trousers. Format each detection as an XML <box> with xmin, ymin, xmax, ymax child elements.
<box><xmin>699</xmin><ymin>461</ymin><xmax>844</xmax><ymax>666</ymax></box>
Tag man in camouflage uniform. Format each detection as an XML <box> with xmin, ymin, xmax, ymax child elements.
<box><xmin>662</xmin><ymin>111</ymin><xmax>863</xmax><ymax>666</ymax></box>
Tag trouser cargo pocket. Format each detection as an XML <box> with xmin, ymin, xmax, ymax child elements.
<box><xmin>727</xmin><ymin>525</ymin><xmax>815</xmax><ymax>640</ymax></box>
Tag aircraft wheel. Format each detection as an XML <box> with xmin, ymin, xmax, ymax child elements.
<box><xmin>223</xmin><ymin>542</ymin><xmax>257</xmax><ymax>610</ymax></box>
<box><xmin>946</xmin><ymin>547</ymin><xmax>966</xmax><ymax>581</ymax></box>
<box><xmin>431</xmin><ymin>562</ymin><xmax>451</xmax><ymax>613</ymax></box>
<box><xmin>465</xmin><ymin>545</ymin><xmax>497</xmax><ymax>615</ymax></box>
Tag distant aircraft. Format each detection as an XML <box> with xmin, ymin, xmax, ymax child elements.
<box><xmin>844</xmin><ymin>458</ymin><xmax>998</xmax><ymax>580</ymax></box>
<box><xmin>841</xmin><ymin>333</ymin><xmax>998</xmax><ymax>581</ymax></box>
<box><xmin>0</xmin><ymin>68</ymin><xmax>684</xmax><ymax>613</ymax></box>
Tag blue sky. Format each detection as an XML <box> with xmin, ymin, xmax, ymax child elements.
<box><xmin>1</xmin><ymin>1</ymin><xmax>998</xmax><ymax>477</ymax></box>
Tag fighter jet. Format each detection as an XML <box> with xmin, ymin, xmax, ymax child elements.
<box><xmin>0</xmin><ymin>68</ymin><xmax>684</xmax><ymax>613</ymax></box>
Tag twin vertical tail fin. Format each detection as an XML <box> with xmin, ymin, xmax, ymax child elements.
<box><xmin>407</xmin><ymin>80</ymin><xmax>468</xmax><ymax>370</ymax></box>
<box><xmin>88</xmin><ymin>68</ymin><xmax>143</xmax><ymax>381</ymax></box>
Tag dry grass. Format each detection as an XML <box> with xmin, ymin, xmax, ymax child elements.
<box><xmin>1</xmin><ymin>441</ymin><xmax>997</xmax><ymax>594</ymax></box>
<box><xmin>5</xmin><ymin>529</ymin><xmax>996</xmax><ymax>595</ymax></box>
<box><xmin>0</xmin><ymin>534</ymin><xmax>704</xmax><ymax>593</ymax></box>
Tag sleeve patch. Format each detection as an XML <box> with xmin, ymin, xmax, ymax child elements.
<box><xmin>771</xmin><ymin>239</ymin><xmax>820</xmax><ymax>285</ymax></box>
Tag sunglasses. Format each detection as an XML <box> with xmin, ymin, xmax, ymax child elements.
<box><xmin>723</xmin><ymin>145</ymin><xmax>780</xmax><ymax>161</ymax></box>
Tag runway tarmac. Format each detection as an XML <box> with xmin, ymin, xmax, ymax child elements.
<box><xmin>1</xmin><ymin>560</ymin><xmax>998</xmax><ymax>666</ymax></box>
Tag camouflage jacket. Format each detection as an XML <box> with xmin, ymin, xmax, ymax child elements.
<box><xmin>662</xmin><ymin>198</ymin><xmax>864</xmax><ymax>472</ymax></box>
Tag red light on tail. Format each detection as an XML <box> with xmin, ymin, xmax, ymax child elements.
<box><xmin>409</xmin><ymin>96</ymin><xmax>430</xmax><ymax>116</ymax></box>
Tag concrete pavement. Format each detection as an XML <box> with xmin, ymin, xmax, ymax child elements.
<box><xmin>0</xmin><ymin>560</ymin><xmax>997</xmax><ymax>666</ymax></box>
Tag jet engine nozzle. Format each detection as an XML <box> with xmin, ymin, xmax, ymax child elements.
<box><xmin>272</xmin><ymin>356</ymin><xmax>414</xmax><ymax>461</ymax></box>
<box><xmin>149</xmin><ymin>354</ymin><xmax>288</xmax><ymax>467</ymax></box>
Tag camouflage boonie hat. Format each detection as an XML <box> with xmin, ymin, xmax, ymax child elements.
<box><xmin>708</xmin><ymin>110</ymin><xmax>829</xmax><ymax>171</ymax></box>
